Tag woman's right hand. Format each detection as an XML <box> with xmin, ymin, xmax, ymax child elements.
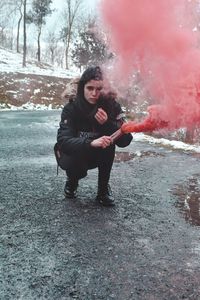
<box><xmin>90</xmin><ymin>136</ymin><xmax>112</xmax><ymax>149</ymax></box>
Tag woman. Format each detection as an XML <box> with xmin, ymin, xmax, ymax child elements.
<box><xmin>56</xmin><ymin>66</ymin><xmax>132</xmax><ymax>206</ymax></box>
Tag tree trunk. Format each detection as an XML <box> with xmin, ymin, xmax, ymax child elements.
<box><xmin>65</xmin><ymin>39</ymin><xmax>70</xmax><ymax>69</ymax></box>
<box><xmin>37</xmin><ymin>27</ymin><xmax>42</xmax><ymax>62</ymax></box>
<box><xmin>64</xmin><ymin>0</ymin><xmax>82</xmax><ymax>69</ymax></box>
<box><xmin>50</xmin><ymin>48</ymin><xmax>54</xmax><ymax>65</ymax></box>
<box><xmin>17</xmin><ymin>2</ymin><xmax>23</xmax><ymax>53</ymax></box>
<box><xmin>22</xmin><ymin>0</ymin><xmax>27</xmax><ymax>67</ymax></box>
<box><xmin>65</xmin><ymin>23</ymin><xmax>72</xmax><ymax>69</ymax></box>
<box><xmin>17</xmin><ymin>14</ymin><xmax>23</xmax><ymax>53</ymax></box>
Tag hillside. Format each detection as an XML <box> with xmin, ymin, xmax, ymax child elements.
<box><xmin>0</xmin><ymin>48</ymin><xmax>79</xmax><ymax>109</ymax></box>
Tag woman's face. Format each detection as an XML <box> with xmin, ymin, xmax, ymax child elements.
<box><xmin>84</xmin><ymin>79</ymin><xmax>103</xmax><ymax>104</ymax></box>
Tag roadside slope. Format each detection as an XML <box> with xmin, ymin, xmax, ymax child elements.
<box><xmin>0</xmin><ymin>47</ymin><xmax>78</xmax><ymax>108</ymax></box>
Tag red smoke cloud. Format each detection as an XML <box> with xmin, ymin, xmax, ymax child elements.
<box><xmin>100</xmin><ymin>0</ymin><xmax>200</xmax><ymax>132</ymax></box>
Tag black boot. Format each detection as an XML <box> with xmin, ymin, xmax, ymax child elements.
<box><xmin>64</xmin><ymin>178</ymin><xmax>78</xmax><ymax>198</ymax></box>
<box><xmin>96</xmin><ymin>184</ymin><xmax>115</xmax><ymax>207</ymax></box>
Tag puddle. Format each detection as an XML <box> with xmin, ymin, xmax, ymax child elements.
<box><xmin>114</xmin><ymin>152</ymin><xmax>135</xmax><ymax>162</ymax></box>
<box><xmin>172</xmin><ymin>175</ymin><xmax>200</xmax><ymax>226</ymax></box>
<box><xmin>114</xmin><ymin>151</ymin><xmax>164</xmax><ymax>163</ymax></box>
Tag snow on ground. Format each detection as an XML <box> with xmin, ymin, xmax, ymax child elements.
<box><xmin>0</xmin><ymin>47</ymin><xmax>79</xmax><ymax>78</ymax></box>
<box><xmin>0</xmin><ymin>102</ymin><xmax>60</xmax><ymax>110</ymax></box>
<box><xmin>133</xmin><ymin>133</ymin><xmax>200</xmax><ymax>153</ymax></box>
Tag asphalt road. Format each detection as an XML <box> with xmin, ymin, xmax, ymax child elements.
<box><xmin>1</xmin><ymin>110</ymin><xmax>200</xmax><ymax>300</ymax></box>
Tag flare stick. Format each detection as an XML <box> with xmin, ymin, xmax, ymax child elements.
<box><xmin>110</xmin><ymin>105</ymin><xmax>169</xmax><ymax>142</ymax></box>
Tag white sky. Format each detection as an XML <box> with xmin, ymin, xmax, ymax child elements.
<box><xmin>52</xmin><ymin>0</ymin><xmax>99</xmax><ymax>13</ymax></box>
<box><xmin>47</xmin><ymin>0</ymin><xmax>100</xmax><ymax>32</ymax></box>
<box><xmin>84</xmin><ymin>0</ymin><xmax>99</xmax><ymax>10</ymax></box>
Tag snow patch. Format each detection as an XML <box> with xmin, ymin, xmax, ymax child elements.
<box><xmin>133</xmin><ymin>133</ymin><xmax>200</xmax><ymax>153</ymax></box>
<box><xmin>0</xmin><ymin>47</ymin><xmax>80</xmax><ymax>79</ymax></box>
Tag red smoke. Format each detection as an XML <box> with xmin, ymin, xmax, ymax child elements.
<box><xmin>100</xmin><ymin>0</ymin><xmax>200</xmax><ymax>132</ymax></box>
<box><xmin>121</xmin><ymin>105</ymin><xmax>169</xmax><ymax>133</ymax></box>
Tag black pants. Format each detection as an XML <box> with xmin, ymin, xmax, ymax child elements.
<box><xmin>59</xmin><ymin>145</ymin><xmax>115</xmax><ymax>185</ymax></box>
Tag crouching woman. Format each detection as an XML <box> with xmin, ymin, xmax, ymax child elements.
<box><xmin>55</xmin><ymin>66</ymin><xmax>132</xmax><ymax>206</ymax></box>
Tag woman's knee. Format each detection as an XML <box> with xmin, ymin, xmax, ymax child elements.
<box><xmin>59</xmin><ymin>153</ymin><xmax>88</xmax><ymax>179</ymax></box>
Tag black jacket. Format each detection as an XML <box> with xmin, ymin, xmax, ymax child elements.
<box><xmin>57</xmin><ymin>95</ymin><xmax>133</xmax><ymax>155</ymax></box>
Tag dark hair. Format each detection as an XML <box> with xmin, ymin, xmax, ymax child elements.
<box><xmin>77</xmin><ymin>66</ymin><xmax>103</xmax><ymax>99</ymax></box>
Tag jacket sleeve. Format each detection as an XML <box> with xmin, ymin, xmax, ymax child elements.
<box><xmin>99</xmin><ymin>100</ymin><xmax>133</xmax><ymax>148</ymax></box>
<box><xmin>57</xmin><ymin>104</ymin><xmax>92</xmax><ymax>155</ymax></box>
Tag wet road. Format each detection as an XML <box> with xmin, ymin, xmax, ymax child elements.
<box><xmin>1</xmin><ymin>110</ymin><xmax>200</xmax><ymax>299</ymax></box>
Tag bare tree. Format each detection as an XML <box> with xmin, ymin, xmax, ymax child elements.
<box><xmin>27</xmin><ymin>0</ymin><xmax>53</xmax><ymax>62</ymax></box>
<box><xmin>54</xmin><ymin>46</ymin><xmax>65</xmax><ymax>68</ymax></box>
<box><xmin>23</xmin><ymin>0</ymin><xmax>27</xmax><ymax>67</ymax></box>
<box><xmin>45</xmin><ymin>31</ymin><xmax>59</xmax><ymax>65</ymax></box>
<box><xmin>0</xmin><ymin>0</ymin><xmax>29</xmax><ymax>53</ymax></box>
<box><xmin>16</xmin><ymin>0</ymin><xmax>23</xmax><ymax>52</ymax></box>
<box><xmin>0</xmin><ymin>22</ymin><xmax>7</xmax><ymax>47</ymax></box>
<box><xmin>61</xmin><ymin>0</ymin><xmax>83</xmax><ymax>69</ymax></box>
<box><xmin>0</xmin><ymin>1</ymin><xmax>16</xmax><ymax>48</ymax></box>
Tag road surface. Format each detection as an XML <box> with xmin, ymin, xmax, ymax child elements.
<box><xmin>1</xmin><ymin>110</ymin><xmax>200</xmax><ymax>299</ymax></box>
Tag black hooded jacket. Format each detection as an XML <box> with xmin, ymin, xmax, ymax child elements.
<box><xmin>57</xmin><ymin>67</ymin><xmax>133</xmax><ymax>155</ymax></box>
